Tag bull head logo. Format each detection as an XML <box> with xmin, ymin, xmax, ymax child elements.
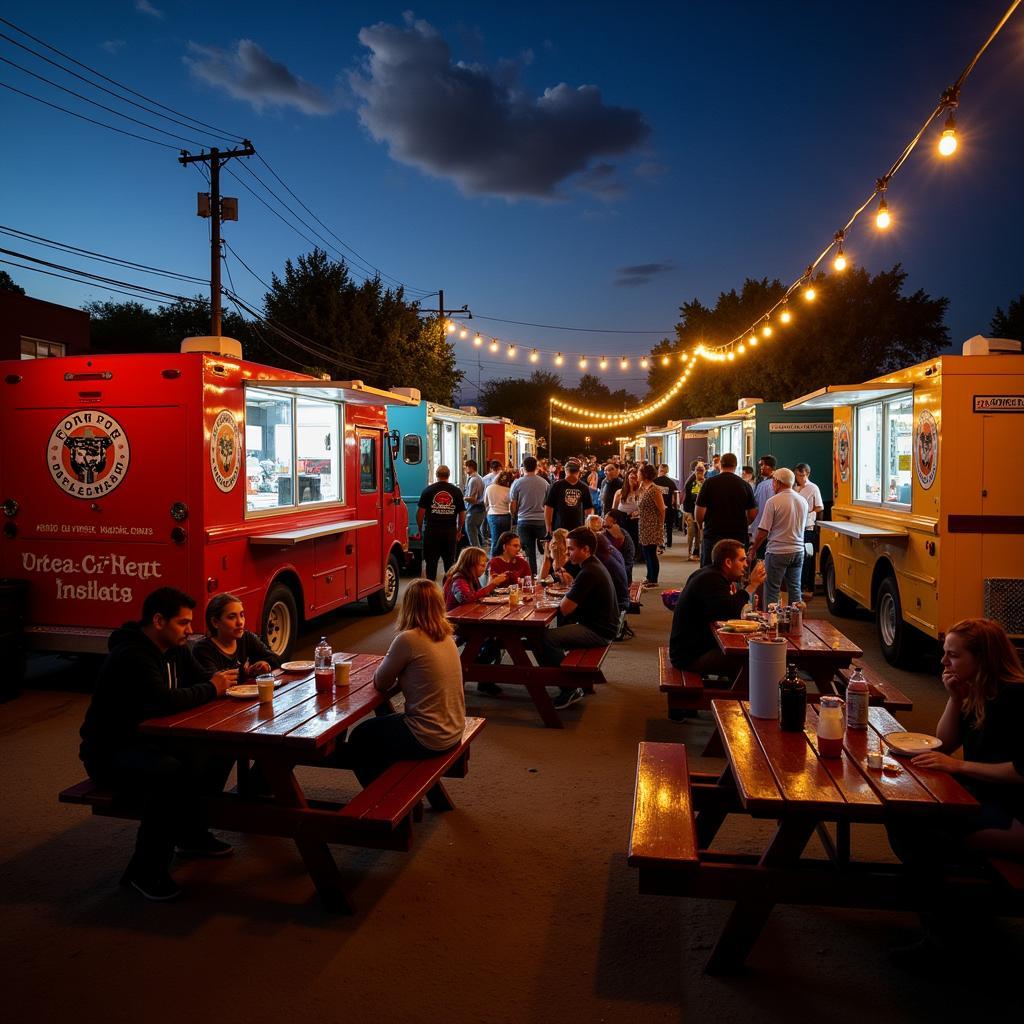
<box><xmin>64</xmin><ymin>427</ymin><xmax>112</xmax><ymax>484</ymax></box>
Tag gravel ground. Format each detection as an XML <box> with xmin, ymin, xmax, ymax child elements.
<box><xmin>1</xmin><ymin>544</ymin><xmax>1020</xmax><ymax>1023</ymax></box>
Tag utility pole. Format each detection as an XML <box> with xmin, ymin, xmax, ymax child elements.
<box><xmin>179</xmin><ymin>140</ymin><xmax>255</xmax><ymax>336</ymax></box>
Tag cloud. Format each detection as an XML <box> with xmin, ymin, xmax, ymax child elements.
<box><xmin>614</xmin><ymin>261</ymin><xmax>675</xmax><ymax>287</ymax></box>
<box><xmin>576</xmin><ymin>162</ymin><xmax>625</xmax><ymax>201</ymax></box>
<box><xmin>185</xmin><ymin>40</ymin><xmax>335</xmax><ymax>115</ymax></box>
<box><xmin>634</xmin><ymin>160</ymin><xmax>668</xmax><ymax>179</ymax></box>
<box><xmin>349</xmin><ymin>13</ymin><xmax>649</xmax><ymax>200</ymax></box>
<box><xmin>135</xmin><ymin>0</ymin><xmax>163</xmax><ymax>19</ymax></box>
<box><xmin>101</xmin><ymin>39</ymin><xmax>127</xmax><ymax>55</ymax></box>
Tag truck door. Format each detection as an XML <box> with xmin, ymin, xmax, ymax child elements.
<box><xmin>356</xmin><ymin>429</ymin><xmax>384</xmax><ymax>595</ymax></box>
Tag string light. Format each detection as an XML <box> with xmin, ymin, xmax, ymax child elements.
<box><xmin>832</xmin><ymin>232</ymin><xmax>848</xmax><ymax>272</ymax></box>
<box><xmin>620</xmin><ymin>356</ymin><xmax>629</xmax><ymax>369</ymax></box>
<box><xmin>875</xmin><ymin>196</ymin><xmax>891</xmax><ymax>229</ymax></box>
<box><xmin>779</xmin><ymin>306</ymin><xmax>792</xmax><ymax>324</ymax></box>
<box><xmin>507</xmin><ymin>344</ymin><xmax>516</xmax><ymax>358</ymax></box>
<box><xmin>489</xmin><ymin>339</ymin><xmax>499</xmax><ymax>353</ymax></box>
<box><xmin>640</xmin><ymin>356</ymin><xmax>649</xmax><ymax>368</ymax></box>
<box><xmin>762</xmin><ymin>323</ymin><xmax>773</xmax><ymax>338</ymax></box>
<box><xmin>579</xmin><ymin>356</ymin><xmax>588</xmax><ymax>369</ymax></box>
<box><xmin>555</xmin><ymin>353</ymin><xmax>563</xmax><ymax>365</ymax></box>
<box><xmin>661</xmin><ymin>355</ymin><xmax>670</xmax><ymax>366</ymax></box>
<box><xmin>473</xmin><ymin>333</ymin><xmax>483</xmax><ymax>346</ymax></box>
<box><xmin>803</xmin><ymin>284</ymin><xmax>816</xmax><ymax>302</ymax></box>
<box><xmin>459</xmin><ymin>328</ymin><xmax>468</xmax><ymax>339</ymax></box>
<box><xmin>530</xmin><ymin>349</ymin><xmax>539</xmax><ymax>363</ymax></box>
<box><xmin>446</xmin><ymin>321</ymin><xmax>456</xmax><ymax>334</ymax></box>
<box><xmin>738</xmin><ymin>343</ymin><xmax>746</xmax><ymax>354</ymax></box>
<box><xmin>599</xmin><ymin>356</ymin><xmax>608</xmax><ymax>370</ymax></box>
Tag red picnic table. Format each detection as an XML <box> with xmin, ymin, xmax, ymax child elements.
<box><xmin>448</xmin><ymin>598</ymin><xmax>607</xmax><ymax>728</ymax></box>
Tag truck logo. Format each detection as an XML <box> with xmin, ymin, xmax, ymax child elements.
<box><xmin>915</xmin><ymin>409</ymin><xmax>938</xmax><ymax>490</ymax></box>
<box><xmin>210</xmin><ymin>410</ymin><xmax>241</xmax><ymax>493</ymax></box>
<box><xmin>48</xmin><ymin>411</ymin><xmax>131</xmax><ymax>498</ymax></box>
<box><xmin>835</xmin><ymin>422</ymin><xmax>851</xmax><ymax>485</ymax></box>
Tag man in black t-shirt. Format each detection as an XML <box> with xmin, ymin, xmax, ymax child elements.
<box><xmin>600</xmin><ymin>463</ymin><xmax>623</xmax><ymax>514</ymax></box>
<box><xmin>544</xmin><ymin>459</ymin><xmax>594</xmax><ymax>534</ymax></box>
<box><xmin>695</xmin><ymin>452</ymin><xmax>757</xmax><ymax>567</ymax></box>
<box><xmin>417</xmin><ymin>466</ymin><xmax>466</xmax><ymax>581</ymax></box>
<box><xmin>539</xmin><ymin>527</ymin><xmax>618</xmax><ymax>710</ymax></box>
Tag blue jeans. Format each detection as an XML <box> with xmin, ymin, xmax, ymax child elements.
<box><xmin>641</xmin><ymin>543</ymin><xmax>660</xmax><ymax>584</ymax></box>
<box><xmin>465</xmin><ymin>505</ymin><xmax>486</xmax><ymax>548</ymax></box>
<box><xmin>516</xmin><ymin>520</ymin><xmax>547</xmax><ymax>576</ymax></box>
<box><xmin>488</xmin><ymin>514</ymin><xmax>512</xmax><ymax>556</ymax></box>
<box><xmin>764</xmin><ymin>549</ymin><xmax>804</xmax><ymax>606</ymax></box>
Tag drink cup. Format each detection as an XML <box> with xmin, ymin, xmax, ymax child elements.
<box><xmin>315</xmin><ymin>668</ymin><xmax>334</xmax><ymax>693</ymax></box>
<box><xmin>256</xmin><ymin>674</ymin><xmax>275</xmax><ymax>703</ymax></box>
<box><xmin>334</xmin><ymin>659</ymin><xmax>351</xmax><ymax>687</ymax></box>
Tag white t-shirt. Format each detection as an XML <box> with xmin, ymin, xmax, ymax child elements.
<box><xmin>794</xmin><ymin>480</ymin><xmax>824</xmax><ymax>528</ymax></box>
<box><xmin>757</xmin><ymin>489</ymin><xmax>808</xmax><ymax>554</ymax></box>
<box><xmin>484</xmin><ymin>483</ymin><xmax>511</xmax><ymax>515</ymax></box>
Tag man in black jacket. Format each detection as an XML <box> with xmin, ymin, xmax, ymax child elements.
<box><xmin>669</xmin><ymin>539</ymin><xmax>766</xmax><ymax>674</ymax></box>
<box><xmin>79</xmin><ymin>587</ymin><xmax>237</xmax><ymax>900</ymax></box>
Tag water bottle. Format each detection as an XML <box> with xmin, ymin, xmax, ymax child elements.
<box><xmin>314</xmin><ymin>636</ymin><xmax>334</xmax><ymax>693</ymax></box>
<box><xmin>846</xmin><ymin>665</ymin><xmax>870</xmax><ymax>729</ymax></box>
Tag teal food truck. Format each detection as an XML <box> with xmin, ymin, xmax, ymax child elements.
<box><xmin>387</xmin><ymin>390</ymin><xmax>502</xmax><ymax>573</ymax></box>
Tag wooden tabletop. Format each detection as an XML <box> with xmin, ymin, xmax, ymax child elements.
<box><xmin>713</xmin><ymin>618</ymin><xmax>863</xmax><ymax>660</ymax></box>
<box><xmin>139</xmin><ymin>653</ymin><xmax>385</xmax><ymax>755</ymax></box>
<box><xmin>711</xmin><ymin>699</ymin><xmax>978</xmax><ymax>821</ymax></box>
<box><xmin>447</xmin><ymin>601</ymin><xmax>558</xmax><ymax>629</ymax></box>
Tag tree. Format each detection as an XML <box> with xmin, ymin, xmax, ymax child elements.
<box><xmin>258</xmin><ymin>249</ymin><xmax>462</xmax><ymax>403</ymax></box>
<box><xmin>990</xmin><ymin>293</ymin><xmax>1024</xmax><ymax>341</ymax></box>
<box><xmin>0</xmin><ymin>270</ymin><xmax>25</xmax><ymax>295</ymax></box>
<box><xmin>645</xmin><ymin>266</ymin><xmax>948</xmax><ymax>418</ymax></box>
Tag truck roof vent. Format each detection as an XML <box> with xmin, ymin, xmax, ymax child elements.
<box><xmin>391</xmin><ymin>386</ymin><xmax>422</xmax><ymax>402</ymax></box>
<box><xmin>459</xmin><ymin>405</ymin><xmax>478</xmax><ymax>415</ymax></box>
<box><xmin>961</xmin><ymin>335</ymin><xmax>1022</xmax><ymax>356</ymax></box>
<box><xmin>181</xmin><ymin>336</ymin><xmax>243</xmax><ymax>358</ymax></box>
<box><xmin>737</xmin><ymin>397</ymin><xmax>764</xmax><ymax>409</ymax></box>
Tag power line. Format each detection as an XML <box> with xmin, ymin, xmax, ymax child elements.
<box><xmin>0</xmin><ymin>257</ymin><xmax>191</xmax><ymax>306</ymax></box>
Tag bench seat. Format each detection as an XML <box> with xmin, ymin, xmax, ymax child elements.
<box><xmin>835</xmin><ymin>665</ymin><xmax>913</xmax><ymax>712</ymax></box>
<box><xmin>561</xmin><ymin>644</ymin><xmax>611</xmax><ymax>691</ymax></box>
<box><xmin>658</xmin><ymin>646</ymin><xmax>736</xmax><ymax>718</ymax></box>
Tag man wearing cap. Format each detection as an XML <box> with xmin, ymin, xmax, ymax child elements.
<box><xmin>544</xmin><ymin>459</ymin><xmax>594</xmax><ymax>537</ymax></box>
<box><xmin>749</xmin><ymin>467</ymin><xmax>808</xmax><ymax>606</ymax></box>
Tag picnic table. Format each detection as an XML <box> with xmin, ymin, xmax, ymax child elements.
<box><xmin>713</xmin><ymin>617</ymin><xmax>863</xmax><ymax>693</ymax></box>
<box><xmin>448</xmin><ymin>598</ymin><xmax>609</xmax><ymax>728</ymax></box>
<box><xmin>628</xmin><ymin>699</ymin><xmax>1024</xmax><ymax>974</ymax></box>
<box><xmin>61</xmin><ymin>655</ymin><xmax>485</xmax><ymax>912</ymax></box>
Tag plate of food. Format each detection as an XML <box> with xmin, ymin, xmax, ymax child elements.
<box><xmin>280</xmin><ymin>660</ymin><xmax>315</xmax><ymax>673</ymax></box>
<box><xmin>226</xmin><ymin>684</ymin><xmax>260</xmax><ymax>699</ymax></box>
<box><xmin>882</xmin><ymin>731</ymin><xmax>943</xmax><ymax>756</ymax></box>
<box><xmin>719</xmin><ymin>619</ymin><xmax>763</xmax><ymax>634</ymax></box>
<box><xmin>493</xmin><ymin>587</ymin><xmax>510</xmax><ymax>595</ymax></box>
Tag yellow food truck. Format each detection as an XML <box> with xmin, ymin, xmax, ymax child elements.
<box><xmin>783</xmin><ymin>337</ymin><xmax>1024</xmax><ymax>665</ymax></box>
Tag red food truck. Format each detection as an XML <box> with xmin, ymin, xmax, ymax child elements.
<box><xmin>0</xmin><ymin>337</ymin><xmax>414</xmax><ymax>663</ymax></box>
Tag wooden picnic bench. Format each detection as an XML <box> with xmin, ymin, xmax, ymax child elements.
<box><xmin>628</xmin><ymin>704</ymin><xmax>1024</xmax><ymax>975</ymax></box>
<box><xmin>59</xmin><ymin>655</ymin><xmax>486</xmax><ymax>912</ymax></box>
<box><xmin>834</xmin><ymin>663</ymin><xmax>913</xmax><ymax>712</ymax></box>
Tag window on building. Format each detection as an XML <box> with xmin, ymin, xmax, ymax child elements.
<box><xmin>20</xmin><ymin>337</ymin><xmax>65</xmax><ymax>359</ymax></box>
<box><xmin>855</xmin><ymin>393</ymin><xmax>912</xmax><ymax>506</ymax></box>
<box><xmin>403</xmin><ymin>433</ymin><xmax>422</xmax><ymax>464</ymax></box>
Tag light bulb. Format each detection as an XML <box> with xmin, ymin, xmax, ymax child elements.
<box><xmin>489</xmin><ymin>340</ymin><xmax>499</xmax><ymax>353</ymax></box>
<box><xmin>620</xmin><ymin>357</ymin><xmax>628</xmax><ymax>370</ymax></box>
<box><xmin>473</xmin><ymin>334</ymin><xmax>483</xmax><ymax>346</ymax></box>
<box><xmin>599</xmin><ymin>357</ymin><xmax>608</xmax><ymax>370</ymax></box>
<box><xmin>762</xmin><ymin>324</ymin><xmax>773</xmax><ymax>338</ymax></box>
<box><xmin>555</xmin><ymin>353</ymin><xmax>563</xmax><ymax>365</ymax></box>
<box><xmin>875</xmin><ymin>197</ymin><xmax>891</xmax><ymax>229</ymax></box>
<box><xmin>780</xmin><ymin>308</ymin><xmax>792</xmax><ymax>324</ymax></box>
<box><xmin>833</xmin><ymin>246</ymin><xmax>847</xmax><ymax>272</ymax></box>
<box><xmin>507</xmin><ymin>345</ymin><xmax>516</xmax><ymax>358</ymax></box>
<box><xmin>530</xmin><ymin>349</ymin><xmax>539</xmax><ymax>363</ymax></box>
<box><xmin>750</xmin><ymin>336</ymin><xmax>758</xmax><ymax>346</ymax></box>
<box><xmin>446</xmin><ymin>321</ymin><xmax>456</xmax><ymax>334</ymax></box>
<box><xmin>938</xmin><ymin>113</ymin><xmax>957</xmax><ymax>157</ymax></box>
<box><xmin>738</xmin><ymin>343</ymin><xmax>746</xmax><ymax>354</ymax></box>
<box><xmin>661</xmin><ymin>355</ymin><xmax>670</xmax><ymax>366</ymax></box>
<box><xmin>579</xmin><ymin>357</ymin><xmax>588</xmax><ymax>369</ymax></box>
<box><xmin>640</xmin><ymin>357</ymin><xmax>649</xmax><ymax>368</ymax></box>
<box><xmin>727</xmin><ymin>352</ymin><xmax>735</xmax><ymax>361</ymax></box>
<box><xmin>803</xmin><ymin>285</ymin><xmax>816</xmax><ymax>302</ymax></box>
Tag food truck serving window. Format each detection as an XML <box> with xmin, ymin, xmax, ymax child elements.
<box><xmin>854</xmin><ymin>393</ymin><xmax>912</xmax><ymax>507</ymax></box>
<box><xmin>245</xmin><ymin>387</ymin><xmax>343</xmax><ymax>514</ymax></box>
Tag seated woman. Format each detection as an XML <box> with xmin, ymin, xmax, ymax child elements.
<box><xmin>192</xmin><ymin>592</ymin><xmax>281</xmax><ymax>679</ymax></box>
<box><xmin>603</xmin><ymin>511</ymin><xmax>636</xmax><ymax>581</ymax></box>
<box><xmin>341</xmin><ymin>579</ymin><xmax>465</xmax><ymax>787</ymax></box>
<box><xmin>488</xmin><ymin>531</ymin><xmax>532</xmax><ymax>585</ymax></box>
<box><xmin>539</xmin><ymin>528</ymin><xmax>569</xmax><ymax>581</ymax></box>
<box><xmin>443</xmin><ymin>546</ymin><xmax>510</xmax><ymax>695</ymax></box>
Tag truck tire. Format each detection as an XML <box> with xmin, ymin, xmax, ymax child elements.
<box><xmin>262</xmin><ymin>583</ymin><xmax>299</xmax><ymax>660</ymax></box>
<box><xmin>368</xmin><ymin>553</ymin><xmax>401</xmax><ymax>614</ymax></box>
<box><xmin>876</xmin><ymin>576</ymin><xmax>913</xmax><ymax>667</ymax></box>
<box><xmin>822</xmin><ymin>552</ymin><xmax>857</xmax><ymax>616</ymax></box>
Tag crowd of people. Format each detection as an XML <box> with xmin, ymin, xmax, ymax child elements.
<box><xmin>75</xmin><ymin>445</ymin><xmax>1024</xmax><ymax>912</ymax></box>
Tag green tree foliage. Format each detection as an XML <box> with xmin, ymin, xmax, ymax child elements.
<box><xmin>990</xmin><ymin>293</ymin><xmax>1024</xmax><ymax>341</ymax></box>
<box><xmin>0</xmin><ymin>270</ymin><xmax>26</xmax><ymax>294</ymax></box>
<box><xmin>257</xmin><ymin>248</ymin><xmax>462</xmax><ymax>404</ymax></box>
<box><xmin>645</xmin><ymin>266</ymin><xmax>949</xmax><ymax>418</ymax></box>
<box><xmin>85</xmin><ymin>297</ymin><xmax>257</xmax><ymax>354</ymax></box>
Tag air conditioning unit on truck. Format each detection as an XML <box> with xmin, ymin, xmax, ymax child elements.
<box><xmin>0</xmin><ymin>338</ymin><xmax>415</xmax><ymax>668</ymax></box>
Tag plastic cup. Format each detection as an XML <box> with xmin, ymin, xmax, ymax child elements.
<box><xmin>334</xmin><ymin>660</ymin><xmax>351</xmax><ymax>687</ymax></box>
<box><xmin>256</xmin><ymin>675</ymin><xmax>275</xmax><ymax>703</ymax></box>
<box><xmin>315</xmin><ymin>668</ymin><xmax>334</xmax><ymax>693</ymax></box>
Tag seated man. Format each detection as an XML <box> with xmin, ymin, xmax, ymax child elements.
<box><xmin>78</xmin><ymin>586</ymin><xmax>237</xmax><ymax>901</ymax></box>
<box><xmin>669</xmin><ymin>539</ymin><xmax>766</xmax><ymax>676</ymax></box>
<box><xmin>540</xmin><ymin>527</ymin><xmax>620</xmax><ymax>710</ymax></box>
<box><xmin>585</xmin><ymin>514</ymin><xmax>630</xmax><ymax>615</ymax></box>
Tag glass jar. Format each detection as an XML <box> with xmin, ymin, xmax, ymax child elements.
<box><xmin>817</xmin><ymin>696</ymin><xmax>845</xmax><ymax>758</ymax></box>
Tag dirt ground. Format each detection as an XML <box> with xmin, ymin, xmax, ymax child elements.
<box><xmin>1</xmin><ymin>543</ymin><xmax>1020</xmax><ymax>1023</ymax></box>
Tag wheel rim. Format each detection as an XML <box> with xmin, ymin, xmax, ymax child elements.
<box><xmin>266</xmin><ymin>600</ymin><xmax>292</xmax><ymax>655</ymax></box>
<box><xmin>879</xmin><ymin>591</ymin><xmax>898</xmax><ymax>648</ymax></box>
<box><xmin>384</xmin><ymin>561</ymin><xmax>399</xmax><ymax>604</ymax></box>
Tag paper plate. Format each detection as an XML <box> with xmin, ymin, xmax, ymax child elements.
<box><xmin>883</xmin><ymin>731</ymin><xmax>942</xmax><ymax>756</ymax></box>
<box><xmin>722</xmin><ymin>620</ymin><xmax>762</xmax><ymax>633</ymax></box>
<box><xmin>480</xmin><ymin>596</ymin><xmax>509</xmax><ymax>604</ymax></box>
<box><xmin>226</xmin><ymin>685</ymin><xmax>260</xmax><ymax>699</ymax></box>
<box><xmin>281</xmin><ymin>660</ymin><xmax>315</xmax><ymax>672</ymax></box>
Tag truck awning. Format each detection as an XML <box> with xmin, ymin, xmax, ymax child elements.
<box><xmin>784</xmin><ymin>383</ymin><xmax>908</xmax><ymax>410</ymax></box>
<box><xmin>247</xmin><ymin>380</ymin><xmax>418</xmax><ymax>406</ymax></box>
<box><xmin>819</xmin><ymin>520</ymin><xmax>909</xmax><ymax>540</ymax></box>
<box><xmin>686</xmin><ymin>418</ymin><xmax>738</xmax><ymax>431</ymax></box>
<box><xmin>426</xmin><ymin>405</ymin><xmax>503</xmax><ymax>425</ymax></box>
<box><xmin>249</xmin><ymin>519</ymin><xmax>378</xmax><ymax>545</ymax></box>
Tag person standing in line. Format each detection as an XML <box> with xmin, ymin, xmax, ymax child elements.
<box><xmin>741</xmin><ymin>465</ymin><xmax>755</xmax><ymax>484</ymax></box>
<box><xmin>484</xmin><ymin>470</ymin><xmax>514</xmax><ymax>556</ymax></box>
<box><xmin>600</xmin><ymin>462</ymin><xmax>623</xmax><ymax>515</ymax></box>
<box><xmin>462</xmin><ymin>459</ymin><xmax>486</xmax><ymax>549</ymax></box>
<box><xmin>612</xmin><ymin>468</ymin><xmax>642</xmax><ymax>557</ymax></box>
<box><xmin>794</xmin><ymin>462</ymin><xmax>825</xmax><ymax>600</ymax></box>
<box><xmin>637</xmin><ymin>464</ymin><xmax>667</xmax><ymax>587</ymax></box>
<box><xmin>509</xmin><ymin>455</ymin><xmax>550</xmax><ymax>577</ymax></box>
<box><xmin>682</xmin><ymin>461</ymin><xmax>706</xmax><ymax>561</ymax></box>
<box><xmin>544</xmin><ymin>459</ymin><xmax>594</xmax><ymax>538</ymax></box>
<box><xmin>749</xmin><ymin>467</ymin><xmax>808</xmax><ymax>606</ymax></box>
<box><xmin>695</xmin><ymin>453</ymin><xmax>758</xmax><ymax>567</ymax></box>
<box><xmin>752</xmin><ymin>455</ymin><xmax>778</xmax><ymax>554</ymax></box>
<box><xmin>417</xmin><ymin>466</ymin><xmax>466</xmax><ymax>581</ymax></box>
<box><xmin>480</xmin><ymin>459</ymin><xmax>502</xmax><ymax>548</ymax></box>
<box><xmin>706</xmin><ymin>454</ymin><xmax>722</xmax><ymax>478</ymax></box>
<box><xmin>654</xmin><ymin>463</ymin><xmax>679</xmax><ymax>551</ymax></box>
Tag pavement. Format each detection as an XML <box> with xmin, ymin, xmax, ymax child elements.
<box><xmin>1</xmin><ymin>542</ymin><xmax>1020</xmax><ymax>1023</ymax></box>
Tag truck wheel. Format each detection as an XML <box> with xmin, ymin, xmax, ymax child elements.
<box><xmin>823</xmin><ymin>552</ymin><xmax>857</xmax><ymax>616</ymax></box>
<box><xmin>262</xmin><ymin>583</ymin><xmax>299</xmax><ymax>660</ymax></box>
<box><xmin>877</xmin><ymin>576</ymin><xmax>913</xmax><ymax>667</ymax></box>
<box><xmin>368</xmin><ymin>554</ymin><xmax>401</xmax><ymax>614</ymax></box>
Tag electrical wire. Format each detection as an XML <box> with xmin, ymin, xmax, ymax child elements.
<box><xmin>0</xmin><ymin>257</ymin><xmax>191</xmax><ymax>305</ymax></box>
<box><xmin>470</xmin><ymin>314</ymin><xmax>673</xmax><ymax>335</ymax></box>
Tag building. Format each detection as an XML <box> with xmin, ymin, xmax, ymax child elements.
<box><xmin>0</xmin><ymin>292</ymin><xmax>90</xmax><ymax>361</ymax></box>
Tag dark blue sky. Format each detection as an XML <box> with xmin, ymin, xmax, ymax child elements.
<box><xmin>2</xmin><ymin>1</ymin><xmax>1021</xmax><ymax>401</ymax></box>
